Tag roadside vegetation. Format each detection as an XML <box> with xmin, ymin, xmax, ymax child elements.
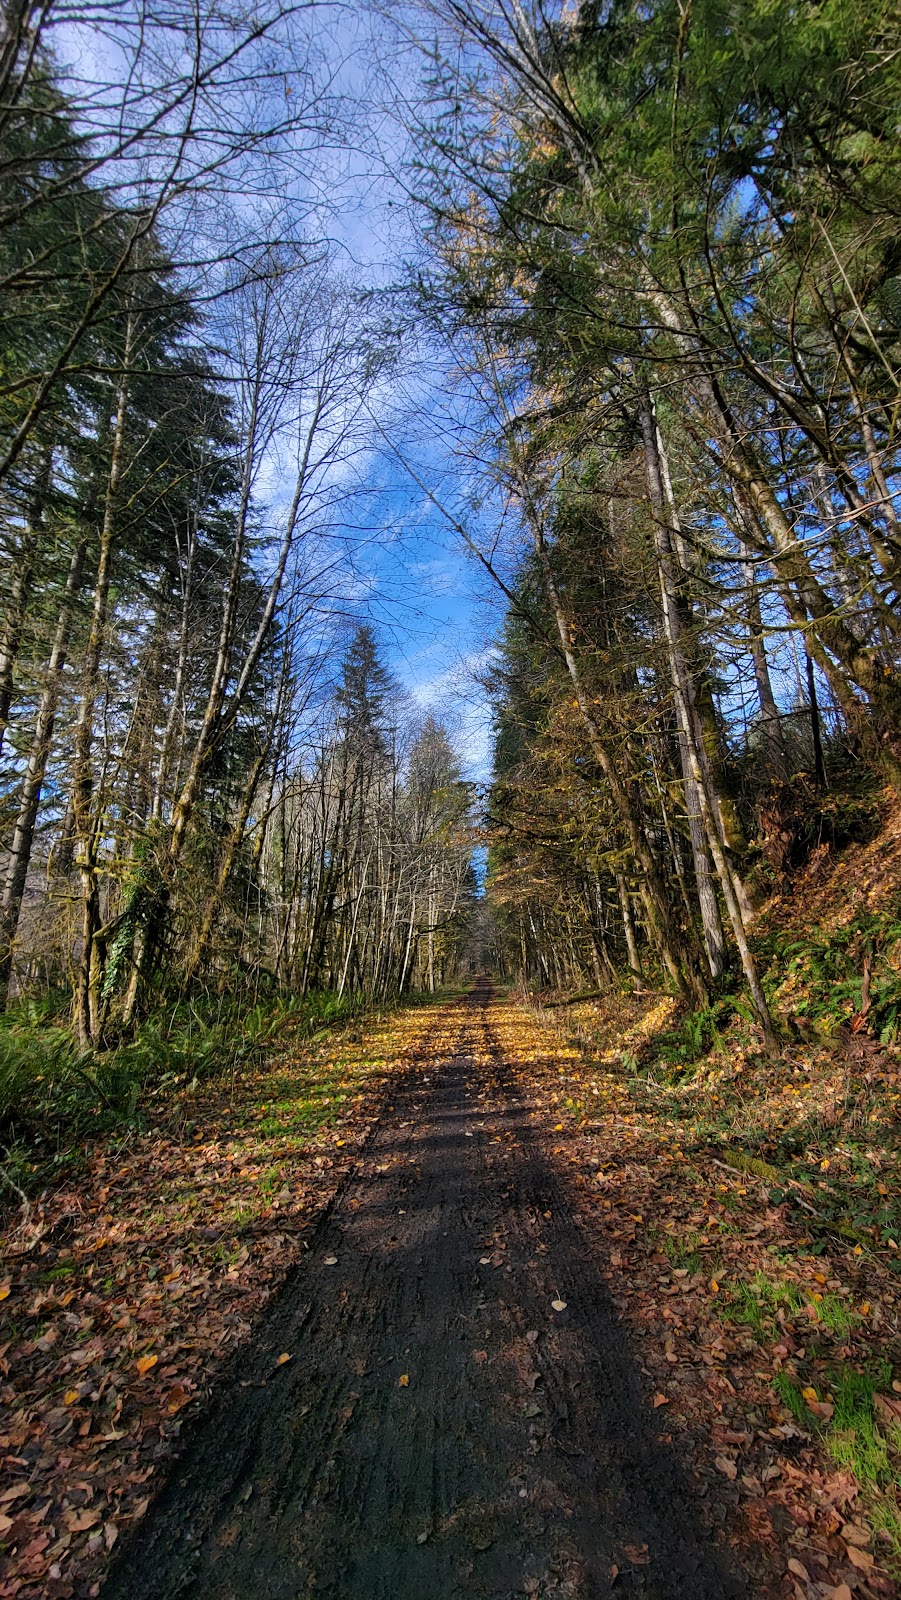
<box><xmin>513</xmin><ymin>796</ymin><xmax>901</xmax><ymax>1587</ymax></box>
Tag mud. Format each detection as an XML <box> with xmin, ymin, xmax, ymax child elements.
<box><xmin>102</xmin><ymin>983</ymin><xmax>749</xmax><ymax>1599</ymax></box>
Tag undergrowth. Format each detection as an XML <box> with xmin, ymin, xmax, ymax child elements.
<box><xmin>0</xmin><ymin>988</ymin><xmax>375</xmax><ymax>1188</ymax></box>
<box><xmin>774</xmin><ymin>1363</ymin><xmax>901</xmax><ymax>1573</ymax></box>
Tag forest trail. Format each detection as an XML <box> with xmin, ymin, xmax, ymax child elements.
<box><xmin>101</xmin><ymin>982</ymin><xmax>745</xmax><ymax>1600</ymax></box>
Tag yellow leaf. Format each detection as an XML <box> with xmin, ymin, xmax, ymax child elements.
<box><xmin>710</xmin><ymin>1279</ymin><xmax>719</xmax><ymax>1293</ymax></box>
<box><xmin>398</xmin><ymin>1373</ymin><xmax>409</xmax><ymax>1387</ymax></box>
<box><xmin>64</xmin><ymin>1388</ymin><xmax>80</xmax><ymax>1406</ymax></box>
<box><xmin>802</xmin><ymin>1386</ymin><xmax>818</xmax><ymax>1403</ymax></box>
<box><xmin>554</xmin><ymin>1124</ymin><xmax>564</xmax><ymax>1131</ymax></box>
<box><xmin>275</xmin><ymin>1352</ymin><xmax>292</xmax><ymax>1367</ymax></box>
<box><xmin>0</xmin><ymin>1286</ymin><xmax>10</xmax><ymax>1302</ymax></box>
<box><xmin>860</xmin><ymin>1301</ymin><xmax>870</xmax><ymax>1315</ymax></box>
<box><xmin>135</xmin><ymin>1353</ymin><xmax>157</xmax><ymax>1376</ymax></box>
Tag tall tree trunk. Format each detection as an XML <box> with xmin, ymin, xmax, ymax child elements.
<box><xmin>72</xmin><ymin>331</ymin><xmax>133</xmax><ymax>1049</ymax></box>
<box><xmin>639</xmin><ymin>391</ymin><xmax>779</xmax><ymax>1051</ymax></box>
<box><xmin>0</xmin><ymin>448</ymin><xmax>50</xmax><ymax>757</ymax></box>
<box><xmin>740</xmin><ymin>546</ymin><xmax>790</xmax><ymax>781</ymax></box>
<box><xmin>0</xmin><ymin>538</ymin><xmax>86</xmax><ymax>1002</ymax></box>
<box><xmin>525</xmin><ymin>496</ymin><xmax>703</xmax><ymax>1002</ymax></box>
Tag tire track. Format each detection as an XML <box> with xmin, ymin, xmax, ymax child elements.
<box><xmin>101</xmin><ymin>982</ymin><xmax>748</xmax><ymax>1599</ymax></box>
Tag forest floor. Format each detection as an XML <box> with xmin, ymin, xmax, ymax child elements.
<box><xmin>2</xmin><ymin>976</ymin><xmax>897</xmax><ymax>1599</ymax></box>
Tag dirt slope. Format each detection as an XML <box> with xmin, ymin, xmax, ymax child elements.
<box><xmin>101</xmin><ymin>983</ymin><xmax>746</xmax><ymax>1600</ymax></box>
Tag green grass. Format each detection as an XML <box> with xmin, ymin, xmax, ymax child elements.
<box><xmin>772</xmin><ymin>1362</ymin><xmax>901</xmax><ymax>1576</ymax></box>
<box><xmin>660</xmin><ymin>1228</ymin><xmax>705</xmax><ymax>1272</ymax></box>
<box><xmin>723</xmin><ymin>1271</ymin><xmax>804</xmax><ymax>1336</ymax></box>
<box><xmin>828</xmin><ymin>1366</ymin><xmax>894</xmax><ymax>1484</ymax></box>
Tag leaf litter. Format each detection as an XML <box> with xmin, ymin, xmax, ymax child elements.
<box><xmin>501</xmin><ymin>987</ymin><xmax>901</xmax><ymax>1597</ymax></box>
<box><xmin>0</xmin><ymin>1005</ymin><xmax>429</xmax><ymax>1599</ymax></box>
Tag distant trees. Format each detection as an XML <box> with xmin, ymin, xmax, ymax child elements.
<box><xmin>264</xmin><ymin>627</ymin><xmax>477</xmax><ymax>1000</ymax></box>
<box><xmin>402</xmin><ymin>0</ymin><xmax>901</xmax><ymax>1032</ymax></box>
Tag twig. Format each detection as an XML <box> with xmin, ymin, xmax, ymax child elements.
<box><xmin>0</xmin><ymin>1157</ymin><xmax>31</xmax><ymax>1224</ymax></box>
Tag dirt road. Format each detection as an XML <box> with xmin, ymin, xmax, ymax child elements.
<box><xmin>102</xmin><ymin>983</ymin><xmax>748</xmax><ymax>1599</ymax></box>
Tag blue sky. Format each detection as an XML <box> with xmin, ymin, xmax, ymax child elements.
<box><xmin>299</xmin><ymin>43</ymin><xmax>503</xmax><ymax>784</ymax></box>
<box><xmin>53</xmin><ymin>0</ymin><xmax>502</xmax><ymax>781</ymax></box>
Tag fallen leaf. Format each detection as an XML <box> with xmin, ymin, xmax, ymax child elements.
<box><xmin>104</xmin><ymin>1523</ymin><xmax>118</xmax><ymax>1551</ymax></box>
<box><xmin>275</xmin><ymin>1352</ymin><xmax>292</xmax><ymax>1367</ymax></box>
<box><xmin>323</xmin><ymin>1256</ymin><xmax>338</xmax><ymax>1267</ymax></box>
<box><xmin>551</xmin><ymin>1299</ymin><xmax>567</xmax><ymax>1312</ymax></box>
<box><xmin>787</xmin><ymin>1558</ymin><xmax>810</xmax><ymax>1582</ymax></box>
<box><xmin>64</xmin><ymin>1388</ymin><xmax>80</xmax><ymax>1406</ymax></box>
<box><xmin>840</xmin><ymin>1522</ymin><xmax>871</xmax><ymax>1547</ymax></box>
<box><xmin>875</xmin><ymin>1393</ymin><xmax>901</xmax><ymax>1425</ymax></box>
<box><xmin>622</xmin><ymin>1544</ymin><xmax>650</xmax><ymax>1565</ymax></box>
<box><xmin>0</xmin><ymin>1286</ymin><xmax>10</xmax><ymax>1302</ymax></box>
<box><xmin>135</xmin><ymin>1353</ymin><xmax>157</xmax><ymax>1376</ymax></box>
<box><xmin>714</xmin><ymin>1455</ymin><xmax>737</xmax><ymax>1480</ymax></box>
<box><xmin>65</xmin><ymin>1508</ymin><xmax>101</xmax><ymax>1532</ymax></box>
<box><xmin>825</xmin><ymin>1587</ymin><xmax>852</xmax><ymax>1600</ymax></box>
<box><xmin>0</xmin><ymin>1485</ymin><xmax>31</xmax><ymax>1506</ymax></box>
<box><xmin>652</xmin><ymin>1393</ymin><xmax>670</xmax><ymax>1408</ymax></box>
<box><xmin>398</xmin><ymin>1373</ymin><xmax>409</xmax><ymax>1387</ymax></box>
<box><xmin>165</xmin><ymin>1385</ymin><xmax>191</xmax><ymax>1413</ymax></box>
<box><xmin>845</xmin><ymin>1544</ymin><xmax>874</xmax><ymax>1572</ymax></box>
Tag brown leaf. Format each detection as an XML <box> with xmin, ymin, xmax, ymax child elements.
<box><xmin>714</xmin><ymin>1456</ymin><xmax>737</xmax><ymax>1481</ymax></box>
<box><xmin>0</xmin><ymin>1484</ymin><xmax>31</xmax><ymax>1506</ymax></box>
<box><xmin>652</xmin><ymin>1392</ymin><xmax>669</xmax><ymax>1408</ymax></box>
<box><xmin>845</xmin><ymin>1544</ymin><xmax>874</xmax><ymax>1571</ymax></box>
<box><xmin>787</xmin><ymin>1559</ymin><xmax>810</xmax><ymax>1582</ymax></box>
<box><xmin>622</xmin><ymin>1544</ymin><xmax>650</xmax><ymax>1565</ymax></box>
<box><xmin>64</xmin><ymin>1508</ymin><xmax>101</xmax><ymax>1533</ymax></box>
<box><xmin>875</xmin><ymin>1393</ymin><xmax>901</xmax><ymax>1426</ymax></box>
